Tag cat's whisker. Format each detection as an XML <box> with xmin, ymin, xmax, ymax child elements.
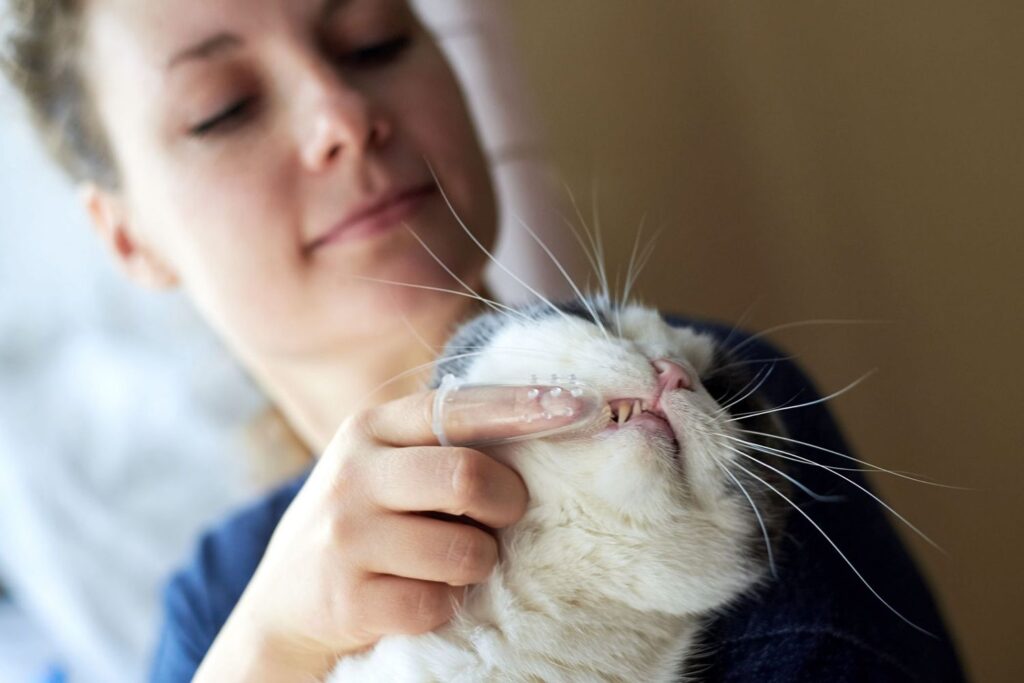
<box><xmin>730</xmin><ymin>318</ymin><xmax>888</xmax><ymax>355</ymax></box>
<box><xmin>707</xmin><ymin>356</ymin><xmax>794</xmax><ymax>377</ymax></box>
<box><xmin>725</xmin><ymin>458</ymin><xmax>935</xmax><ymax>637</ymax></box>
<box><xmin>394</xmin><ymin>296</ymin><xmax>443</xmax><ymax>355</ymax></box>
<box><xmin>590</xmin><ymin>176</ymin><xmax>610</xmax><ymax>304</ymax></box>
<box><xmin>513</xmin><ymin>215</ymin><xmax>610</xmax><ymax>341</ymax></box>
<box><xmin>612</xmin><ymin>284</ymin><xmax>626</xmax><ymax>338</ymax></box>
<box><xmin>351</xmin><ymin>276</ymin><xmax>529</xmax><ymax>322</ymax></box>
<box><xmin>712</xmin><ymin>458</ymin><xmax>777</xmax><ymax>578</ymax></box>
<box><xmin>736</xmin><ymin>428</ymin><xmax>967</xmax><ymax>490</ymax></box>
<box><xmin>563</xmin><ymin>180</ymin><xmax>610</xmax><ymax>304</ymax></box>
<box><xmin>620</xmin><ymin>219</ymin><xmax>663</xmax><ymax>339</ymax></box>
<box><xmin>620</xmin><ymin>215</ymin><xmax>648</xmax><ymax>311</ymax></box>
<box><xmin>727</xmin><ymin>370</ymin><xmax>878</xmax><ymax>422</ymax></box>
<box><xmin>711</xmin><ymin>367</ymin><xmax>767</xmax><ymax>418</ymax></box>
<box><xmin>438</xmin><ymin>344</ymin><xmax>594</xmax><ymax>366</ymax></box>
<box><xmin>351</xmin><ymin>350</ymin><xmax>492</xmax><ymax>413</ymax></box>
<box><xmin>721</xmin><ymin>439</ymin><xmax>886</xmax><ymax>476</ymax></box>
<box><xmin>560</xmin><ymin>213</ymin><xmax>604</xmax><ymax>301</ymax></box>
<box><xmin>401</xmin><ymin>223</ymin><xmax>518</xmax><ymax>323</ymax></box>
<box><xmin>720</xmin><ymin>295</ymin><xmax>767</xmax><ymax>352</ymax></box>
<box><xmin>722</xmin><ymin>444</ymin><xmax>842</xmax><ymax>503</ymax></box>
<box><xmin>623</xmin><ymin>227</ymin><xmax>663</xmax><ymax>308</ymax></box>
<box><xmin>714</xmin><ymin>363</ymin><xmax>777</xmax><ymax>417</ymax></box>
<box><xmin>428</xmin><ymin>162</ymin><xmax>573</xmax><ymax>326</ymax></box>
<box><xmin>721</xmin><ymin>435</ymin><xmax>944</xmax><ymax>553</ymax></box>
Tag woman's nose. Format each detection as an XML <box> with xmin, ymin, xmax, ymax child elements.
<box><xmin>297</xmin><ymin>66</ymin><xmax>392</xmax><ymax>172</ymax></box>
<box><xmin>652</xmin><ymin>358</ymin><xmax>694</xmax><ymax>393</ymax></box>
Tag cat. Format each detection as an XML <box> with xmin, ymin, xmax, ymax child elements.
<box><xmin>328</xmin><ymin>299</ymin><xmax>790</xmax><ymax>682</ymax></box>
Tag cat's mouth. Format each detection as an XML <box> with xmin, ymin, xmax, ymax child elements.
<box><xmin>602</xmin><ymin>398</ymin><xmax>680</xmax><ymax>454</ymax></box>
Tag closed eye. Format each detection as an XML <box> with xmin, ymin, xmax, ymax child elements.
<box><xmin>189</xmin><ymin>96</ymin><xmax>257</xmax><ymax>137</ymax></box>
<box><xmin>339</xmin><ymin>35</ymin><xmax>411</xmax><ymax>68</ymax></box>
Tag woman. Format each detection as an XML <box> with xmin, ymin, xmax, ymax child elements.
<box><xmin>4</xmin><ymin>0</ymin><xmax>964</xmax><ymax>680</ymax></box>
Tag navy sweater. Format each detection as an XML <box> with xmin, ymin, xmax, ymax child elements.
<box><xmin>150</xmin><ymin>318</ymin><xmax>965</xmax><ymax>681</ymax></box>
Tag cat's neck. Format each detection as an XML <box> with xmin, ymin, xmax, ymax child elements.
<box><xmin>448</xmin><ymin>512</ymin><xmax>701</xmax><ymax>679</ymax></box>
<box><xmin>458</xmin><ymin>564</ymin><xmax>698</xmax><ymax>680</ymax></box>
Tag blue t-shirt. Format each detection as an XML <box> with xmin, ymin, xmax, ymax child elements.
<box><xmin>150</xmin><ymin>319</ymin><xmax>965</xmax><ymax>681</ymax></box>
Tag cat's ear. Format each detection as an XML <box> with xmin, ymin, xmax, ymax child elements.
<box><xmin>80</xmin><ymin>183</ymin><xmax>180</xmax><ymax>290</ymax></box>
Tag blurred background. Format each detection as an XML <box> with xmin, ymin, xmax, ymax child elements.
<box><xmin>1</xmin><ymin>1</ymin><xmax>1021</xmax><ymax>681</ymax></box>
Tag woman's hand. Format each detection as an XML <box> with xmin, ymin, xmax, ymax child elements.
<box><xmin>193</xmin><ymin>389</ymin><xmax>531</xmax><ymax>682</ymax></box>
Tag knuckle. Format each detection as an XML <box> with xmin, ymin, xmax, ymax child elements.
<box><xmin>446</xmin><ymin>528</ymin><xmax>496</xmax><ymax>584</ymax></box>
<box><xmin>418</xmin><ymin>391</ymin><xmax>436</xmax><ymax>436</ymax></box>
<box><xmin>327</xmin><ymin>509</ymin><xmax>357</xmax><ymax>548</ymax></box>
<box><xmin>508</xmin><ymin>484</ymin><xmax>529</xmax><ymax>523</ymax></box>
<box><xmin>403</xmin><ymin>584</ymin><xmax>450</xmax><ymax>633</ymax></box>
<box><xmin>346</xmin><ymin>409</ymin><xmax>378</xmax><ymax>442</ymax></box>
<box><xmin>328</xmin><ymin>574</ymin><xmax>362</xmax><ymax>625</ymax></box>
<box><xmin>371</xmin><ymin>446</ymin><xmax>403</xmax><ymax>496</ymax></box>
<box><xmin>324</xmin><ymin>501</ymin><xmax>373</xmax><ymax>553</ymax></box>
<box><xmin>447</xmin><ymin>450</ymin><xmax>488</xmax><ymax>512</ymax></box>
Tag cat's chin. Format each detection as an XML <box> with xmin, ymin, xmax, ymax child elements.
<box><xmin>597</xmin><ymin>414</ymin><xmax>679</xmax><ymax>454</ymax></box>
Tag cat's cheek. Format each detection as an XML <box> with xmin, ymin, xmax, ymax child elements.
<box><xmin>664</xmin><ymin>399</ymin><xmax>736</xmax><ymax>509</ymax></box>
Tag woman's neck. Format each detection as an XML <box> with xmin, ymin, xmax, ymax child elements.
<box><xmin>243</xmin><ymin>293</ymin><xmax>490</xmax><ymax>454</ymax></box>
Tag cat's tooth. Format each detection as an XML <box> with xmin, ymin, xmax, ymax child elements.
<box><xmin>620</xmin><ymin>401</ymin><xmax>633</xmax><ymax>423</ymax></box>
<box><xmin>634</xmin><ymin>400</ymin><xmax>643</xmax><ymax>417</ymax></box>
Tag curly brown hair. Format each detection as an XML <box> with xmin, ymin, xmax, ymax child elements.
<box><xmin>2</xmin><ymin>0</ymin><xmax>118</xmax><ymax>186</ymax></box>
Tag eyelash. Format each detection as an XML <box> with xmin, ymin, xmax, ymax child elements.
<box><xmin>188</xmin><ymin>35</ymin><xmax>410</xmax><ymax>138</ymax></box>
<box><xmin>190</xmin><ymin>96</ymin><xmax>256</xmax><ymax>137</ymax></box>
<box><xmin>339</xmin><ymin>35</ymin><xmax>412</xmax><ymax>68</ymax></box>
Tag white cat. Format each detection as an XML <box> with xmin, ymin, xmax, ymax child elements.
<box><xmin>329</xmin><ymin>301</ymin><xmax>787</xmax><ymax>682</ymax></box>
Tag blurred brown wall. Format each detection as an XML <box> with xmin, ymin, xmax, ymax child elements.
<box><xmin>505</xmin><ymin>2</ymin><xmax>1023</xmax><ymax>680</ymax></box>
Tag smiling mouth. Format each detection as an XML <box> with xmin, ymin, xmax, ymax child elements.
<box><xmin>603</xmin><ymin>398</ymin><xmax>680</xmax><ymax>453</ymax></box>
<box><xmin>305</xmin><ymin>183</ymin><xmax>437</xmax><ymax>254</ymax></box>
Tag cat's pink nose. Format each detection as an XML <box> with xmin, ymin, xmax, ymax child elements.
<box><xmin>652</xmin><ymin>359</ymin><xmax>693</xmax><ymax>393</ymax></box>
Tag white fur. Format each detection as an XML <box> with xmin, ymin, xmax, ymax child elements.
<box><xmin>329</xmin><ymin>306</ymin><xmax>767</xmax><ymax>682</ymax></box>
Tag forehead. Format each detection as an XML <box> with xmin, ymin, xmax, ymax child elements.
<box><xmin>82</xmin><ymin>0</ymin><xmax>320</xmax><ymax>67</ymax></box>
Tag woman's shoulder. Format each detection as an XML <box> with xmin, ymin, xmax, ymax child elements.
<box><xmin>150</xmin><ymin>472</ymin><xmax>309</xmax><ymax>681</ymax></box>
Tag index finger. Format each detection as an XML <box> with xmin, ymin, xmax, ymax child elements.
<box><xmin>359</xmin><ymin>384</ymin><xmax>602</xmax><ymax>448</ymax></box>
<box><xmin>356</xmin><ymin>390</ymin><xmax>438</xmax><ymax>447</ymax></box>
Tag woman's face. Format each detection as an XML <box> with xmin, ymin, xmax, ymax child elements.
<box><xmin>80</xmin><ymin>0</ymin><xmax>497</xmax><ymax>358</ymax></box>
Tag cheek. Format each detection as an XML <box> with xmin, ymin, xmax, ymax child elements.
<box><xmin>148</xmin><ymin>154</ymin><xmax>299</xmax><ymax>281</ymax></box>
<box><xmin>126</xmin><ymin>147</ymin><xmax>309</xmax><ymax>348</ymax></box>
<box><xmin>125</xmin><ymin>115</ymin><xmax>300</xmax><ymax>268</ymax></box>
<box><xmin>394</xmin><ymin>46</ymin><xmax>496</xmax><ymax>238</ymax></box>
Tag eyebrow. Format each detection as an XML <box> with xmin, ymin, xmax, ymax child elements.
<box><xmin>165</xmin><ymin>0</ymin><xmax>353</xmax><ymax>70</ymax></box>
<box><xmin>320</xmin><ymin>0</ymin><xmax>352</xmax><ymax>20</ymax></box>
<box><xmin>166</xmin><ymin>33</ymin><xmax>243</xmax><ymax>69</ymax></box>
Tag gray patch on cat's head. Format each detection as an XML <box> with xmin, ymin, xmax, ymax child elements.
<box><xmin>430</xmin><ymin>300</ymin><xmax>610</xmax><ymax>387</ymax></box>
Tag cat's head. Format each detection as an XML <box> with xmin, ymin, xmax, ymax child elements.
<box><xmin>432</xmin><ymin>299</ymin><xmax>788</xmax><ymax>616</ymax></box>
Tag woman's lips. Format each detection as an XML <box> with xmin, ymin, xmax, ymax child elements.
<box><xmin>306</xmin><ymin>183</ymin><xmax>436</xmax><ymax>253</ymax></box>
